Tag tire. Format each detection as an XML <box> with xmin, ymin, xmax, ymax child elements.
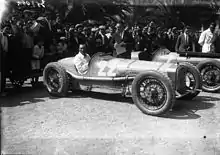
<box><xmin>197</xmin><ymin>60</ymin><xmax>220</xmax><ymax>93</ymax></box>
<box><xmin>43</xmin><ymin>62</ymin><xmax>69</xmax><ymax>97</ymax></box>
<box><xmin>176</xmin><ymin>62</ymin><xmax>202</xmax><ymax>100</ymax></box>
<box><xmin>132</xmin><ymin>71</ymin><xmax>175</xmax><ymax>116</ymax></box>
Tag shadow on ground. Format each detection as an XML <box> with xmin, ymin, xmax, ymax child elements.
<box><xmin>0</xmin><ymin>82</ymin><xmax>48</xmax><ymax>107</ymax></box>
<box><xmin>1</xmin><ymin>83</ymin><xmax>219</xmax><ymax>120</ymax></box>
<box><xmin>166</xmin><ymin>95</ymin><xmax>219</xmax><ymax>120</ymax></box>
<box><xmin>67</xmin><ymin>91</ymin><xmax>217</xmax><ymax>120</ymax></box>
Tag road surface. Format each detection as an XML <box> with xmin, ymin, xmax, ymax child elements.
<box><xmin>1</xmin><ymin>83</ymin><xmax>220</xmax><ymax>155</ymax></box>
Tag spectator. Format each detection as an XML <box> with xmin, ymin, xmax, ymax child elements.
<box><xmin>105</xmin><ymin>26</ymin><xmax>116</xmax><ymax>56</ymax></box>
<box><xmin>87</xmin><ymin>28</ymin><xmax>98</xmax><ymax>56</ymax></box>
<box><xmin>119</xmin><ymin>24</ymin><xmax>134</xmax><ymax>59</ymax></box>
<box><xmin>175</xmin><ymin>26</ymin><xmax>195</xmax><ymax>53</ymax></box>
<box><xmin>134</xmin><ymin>28</ymin><xmax>145</xmax><ymax>51</ymax></box>
<box><xmin>57</xmin><ymin>37</ymin><xmax>68</xmax><ymax>59</ymax></box>
<box><xmin>0</xmin><ymin>27</ymin><xmax>9</xmax><ymax>96</ymax></box>
<box><xmin>31</xmin><ymin>38</ymin><xmax>44</xmax><ymax>77</ymax></box>
<box><xmin>198</xmin><ymin>22</ymin><xmax>216</xmax><ymax>53</ymax></box>
<box><xmin>95</xmin><ymin>25</ymin><xmax>109</xmax><ymax>53</ymax></box>
<box><xmin>22</xmin><ymin>26</ymin><xmax>34</xmax><ymax>71</ymax></box>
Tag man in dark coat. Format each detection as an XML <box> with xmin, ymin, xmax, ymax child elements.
<box><xmin>175</xmin><ymin>26</ymin><xmax>195</xmax><ymax>53</ymax></box>
<box><xmin>0</xmin><ymin>27</ymin><xmax>9</xmax><ymax>96</ymax></box>
<box><xmin>95</xmin><ymin>25</ymin><xmax>109</xmax><ymax>53</ymax></box>
<box><xmin>117</xmin><ymin>24</ymin><xmax>134</xmax><ymax>59</ymax></box>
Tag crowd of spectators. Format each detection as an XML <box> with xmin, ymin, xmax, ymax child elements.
<box><xmin>0</xmin><ymin>2</ymin><xmax>220</xmax><ymax>95</ymax></box>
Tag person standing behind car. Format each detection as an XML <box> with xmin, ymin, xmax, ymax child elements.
<box><xmin>22</xmin><ymin>26</ymin><xmax>34</xmax><ymax>73</ymax></box>
<box><xmin>0</xmin><ymin>27</ymin><xmax>9</xmax><ymax>96</ymax></box>
<box><xmin>198</xmin><ymin>23</ymin><xmax>216</xmax><ymax>53</ymax></box>
<box><xmin>175</xmin><ymin>26</ymin><xmax>195</xmax><ymax>53</ymax></box>
<box><xmin>95</xmin><ymin>25</ymin><xmax>109</xmax><ymax>53</ymax></box>
<box><xmin>31</xmin><ymin>38</ymin><xmax>44</xmax><ymax>74</ymax></box>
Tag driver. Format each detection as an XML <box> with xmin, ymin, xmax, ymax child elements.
<box><xmin>73</xmin><ymin>44</ymin><xmax>91</xmax><ymax>75</ymax></box>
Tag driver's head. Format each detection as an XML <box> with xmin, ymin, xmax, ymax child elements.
<box><xmin>79</xmin><ymin>44</ymin><xmax>87</xmax><ymax>56</ymax></box>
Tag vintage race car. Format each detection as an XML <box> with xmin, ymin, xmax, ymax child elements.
<box><xmin>150</xmin><ymin>48</ymin><xmax>220</xmax><ymax>92</ymax></box>
<box><xmin>43</xmin><ymin>52</ymin><xmax>202</xmax><ymax>116</ymax></box>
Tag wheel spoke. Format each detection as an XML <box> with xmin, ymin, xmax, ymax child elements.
<box><xmin>201</xmin><ymin>65</ymin><xmax>220</xmax><ymax>89</ymax></box>
<box><xmin>46</xmin><ymin>69</ymin><xmax>61</xmax><ymax>91</ymax></box>
<box><xmin>138</xmin><ymin>78</ymin><xmax>167</xmax><ymax>110</ymax></box>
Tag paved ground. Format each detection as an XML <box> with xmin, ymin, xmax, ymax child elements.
<box><xmin>1</xmin><ymin>82</ymin><xmax>220</xmax><ymax>155</ymax></box>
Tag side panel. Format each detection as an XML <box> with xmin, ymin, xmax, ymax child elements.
<box><xmin>177</xmin><ymin>57</ymin><xmax>220</xmax><ymax>66</ymax></box>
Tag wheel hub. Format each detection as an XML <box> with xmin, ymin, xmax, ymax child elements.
<box><xmin>47</xmin><ymin>70</ymin><xmax>61</xmax><ymax>90</ymax></box>
<box><xmin>140</xmin><ymin>79</ymin><xmax>166</xmax><ymax>108</ymax></box>
<box><xmin>202</xmin><ymin>65</ymin><xmax>220</xmax><ymax>88</ymax></box>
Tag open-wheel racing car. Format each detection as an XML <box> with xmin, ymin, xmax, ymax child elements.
<box><xmin>43</xmin><ymin>52</ymin><xmax>202</xmax><ymax>116</ymax></box>
<box><xmin>151</xmin><ymin>48</ymin><xmax>220</xmax><ymax>93</ymax></box>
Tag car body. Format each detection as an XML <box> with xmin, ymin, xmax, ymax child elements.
<box><xmin>43</xmin><ymin>52</ymin><xmax>201</xmax><ymax>116</ymax></box>
<box><xmin>151</xmin><ymin>48</ymin><xmax>220</xmax><ymax>92</ymax></box>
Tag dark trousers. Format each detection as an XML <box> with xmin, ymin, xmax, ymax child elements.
<box><xmin>0</xmin><ymin>51</ymin><xmax>6</xmax><ymax>93</ymax></box>
<box><xmin>138</xmin><ymin>51</ymin><xmax>150</xmax><ymax>61</ymax></box>
<box><xmin>117</xmin><ymin>44</ymin><xmax>132</xmax><ymax>59</ymax></box>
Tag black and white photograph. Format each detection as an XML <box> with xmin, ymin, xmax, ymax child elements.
<box><xmin>0</xmin><ymin>0</ymin><xmax>220</xmax><ymax>154</ymax></box>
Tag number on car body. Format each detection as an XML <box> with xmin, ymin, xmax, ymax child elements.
<box><xmin>97</xmin><ymin>60</ymin><xmax>118</xmax><ymax>76</ymax></box>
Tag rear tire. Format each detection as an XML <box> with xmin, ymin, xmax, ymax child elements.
<box><xmin>197</xmin><ymin>60</ymin><xmax>220</xmax><ymax>93</ymax></box>
<box><xmin>43</xmin><ymin>62</ymin><xmax>69</xmax><ymax>97</ymax></box>
<box><xmin>132</xmin><ymin>71</ymin><xmax>175</xmax><ymax>116</ymax></box>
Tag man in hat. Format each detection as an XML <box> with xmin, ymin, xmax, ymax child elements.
<box><xmin>75</xmin><ymin>24</ymin><xmax>83</xmax><ymax>33</ymax></box>
<box><xmin>198</xmin><ymin>22</ymin><xmax>216</xmax><ymax>53</ymax></box>
<box><xmin>75</xmin><ymin>24</ymin><xmax>86</xmax><ymax>45</ymax></box>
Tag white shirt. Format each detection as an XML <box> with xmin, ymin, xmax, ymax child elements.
<box><xmin>198</xmin><ymin>28</ymin><xmax>215</xmax><ymax>53</ymax></box>
<box><xmin>33</xmin><ymin>45</ymin><xmax>44</xmax><ymax>59</ymax></box>
<box><xmin>73</xmin><ymin>52</ymin><xmax>91</xmax><ymax>75</ymax></box>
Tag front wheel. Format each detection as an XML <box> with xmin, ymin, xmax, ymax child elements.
<box><xmin>132</xmin><ymin>71</ymin><xmax>175</xmax><ymax>116</ymax></box>
<box><xmin>43</xmin><ymin>62</ymin><xmax>69</xmax><ymax>97</ymax></box>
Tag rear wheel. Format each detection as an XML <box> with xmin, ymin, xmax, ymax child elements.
<box><xmin>176</xmin><ymin>62</ymin><xmax>202</xmax><ymax>100</ymax></box>
<box><xmin>43</xmin><ymin>62</ymin><xmax>69</xmax><ymax>97</ymax></box>
<box><xmin>132</xmin><ymin>71</ymin><xmax>175</xmax><ymax>116</ymax></box>
<box><xmin>197</xmin><ymin>60</ymin><xmax>220</xmax><ymax>92</ymax></box>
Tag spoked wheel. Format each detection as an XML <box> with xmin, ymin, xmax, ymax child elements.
<box><xmin>176</xmin><ymin>62</ymin><xmax>202</xmax><ymax>100</ymax></box>
<box><xmin>132</xmin><ymin>71</ymin><xmax>175</xmax><ymax>116</ymax></box>
<box><xmin>197</xmin><ymin>60</ymin><xmax>220</xmax><ymax>92</ymax></box>
<box><xmin>43</xmin><ymin>62</ymin><xmax>69</xmax><ymax>97</ymax></box>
